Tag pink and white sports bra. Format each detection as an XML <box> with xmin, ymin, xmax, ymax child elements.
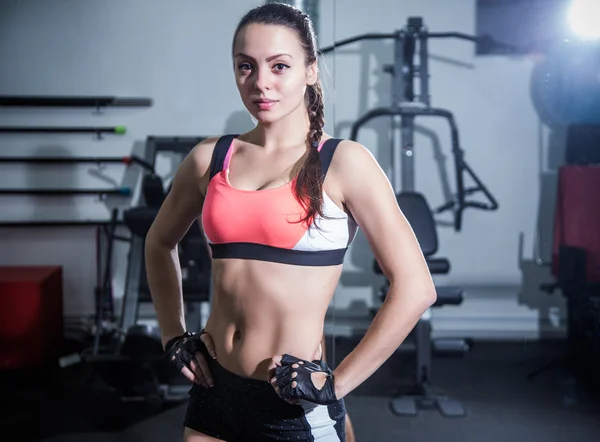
<box><xmin>201</xmin><ymin>135</ymin><xmax>359</xmax><ymax>266</ymax></box>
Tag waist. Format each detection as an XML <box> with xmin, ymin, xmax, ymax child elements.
<box><xmin>204</xmin><ymin>307</ymin><xmax>325</xmax><ymax>380</ymax></box>
<box><xmin>197</xmin><ymin>339</ymin><xmax>276</xmax><ymax>393</ymax></box>
<box><xmin>204</xmin><ymin>259</ymin><xmax>339</xmax><ymax>379</ymax></box>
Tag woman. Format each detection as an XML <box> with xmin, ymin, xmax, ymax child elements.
<box><xmin>145</xmin><ymin>3</ymin><xmax>436</xmax><ymax>441</ymax></box>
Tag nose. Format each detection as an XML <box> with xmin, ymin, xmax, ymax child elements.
<box><xmin>253</xmin><ymin>68</ymin><xmax>271</xmax><ymax>91</ymax></box>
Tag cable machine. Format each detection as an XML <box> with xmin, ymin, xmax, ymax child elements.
<box><xmin>320</xmin><ymin>17</ymin><xmax>506</xmax><ymax>230</ymax></box>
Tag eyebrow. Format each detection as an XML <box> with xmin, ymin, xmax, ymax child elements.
<box><xmin>234</xmin><ymin>52</ymin><xmax>293</xmax><ymax>62</ymax></box>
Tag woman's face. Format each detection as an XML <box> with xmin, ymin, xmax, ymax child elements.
<box><xmin>233</xmin><ymin>24</ymin><xmax>316</xmax><ymax>124</ymax></box>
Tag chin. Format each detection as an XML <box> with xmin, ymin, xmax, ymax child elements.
<box><xmin>249</xmin><ymin>110</ymin><xmax>282</xmax><ymax>125</ymax></box>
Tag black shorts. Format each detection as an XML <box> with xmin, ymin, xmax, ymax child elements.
<box><xmin>183</xmin><ymin>344</ymin><xmax>346</xmax><ymax>441</ymax></box>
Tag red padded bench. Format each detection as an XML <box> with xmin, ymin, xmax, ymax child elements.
<box><xmin>0</xmin><ymin>266</ymin><xmax>63</xmax><ymax>369</ymax></box>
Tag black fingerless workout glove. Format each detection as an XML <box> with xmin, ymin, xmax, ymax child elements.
<box><xmin>164</xmin><ymin>331</ymin><xmax>204</xmax><ymax>372</ymax></box>
<box><xmin>275</xmin><ymin>354</ymin><xmax>338</xmax><ymax>405</ymax></box>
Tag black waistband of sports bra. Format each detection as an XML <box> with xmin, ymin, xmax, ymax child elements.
<box><xmin>209</xmin><ymin>242</ymin><xmax>347</xmax><ymax>266</ymax></box>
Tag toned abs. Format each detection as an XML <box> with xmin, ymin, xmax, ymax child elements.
<box><xmin>203</xmin><ymin>258</ymin><xmax>343</xmax><ymax>380</ymax></box>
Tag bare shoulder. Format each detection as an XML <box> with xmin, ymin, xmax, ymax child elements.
<box><xmin>328</xmin><ymin>139</ymin><xmax>383</xmax><ymax>190</ymax></box>
<box><xmin>187</xmin><ymin>136</ymin><xmax>221</xmax><ymax>179</ymax></box>
<box><xmin>146</xmin><ymin>136</ymin><xmax>221</xmax><ymax>247</ymax></box>
<box><xmin>174</xmin><ymin>135</ymin><xmax>224</xmax><ymax>197</ymax></box>
<box><xmin>326</xmin><ymin>140</ymin><xmax>434</xmax><ymax>294</ymax></box>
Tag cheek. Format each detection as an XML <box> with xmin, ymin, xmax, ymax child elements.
<box><xmin>236</xmin><ymin>76</ymin><xmax>253</xmax><ymax>97</ymax></box>
<box><xmin>280</xmin><ymin>74</ymin><xmax>307</xmax><ymax>96</ymax></box>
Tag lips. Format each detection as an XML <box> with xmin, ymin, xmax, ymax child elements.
<box><xmin>253</xmin><ymin>99</ymin><xmax>278</xmax><ymax>111</ymax></box>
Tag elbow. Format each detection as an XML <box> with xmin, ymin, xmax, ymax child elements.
<box><xmin>420</xmin><ymin>277</ymin><xmax>437</xmax><ymax>308</ymax></box>
<box><xmin>411</xmin><ymin>286</ymin><xmax>436</xmax><ymax>316</ymax></box>
<box><xmin>388</xmin><ymin>275</ymin><xmax>437</xmax><ymax>310</ymax></box>
<box><xmin>145</xmin><ymin>228</ymin><xmax>174</xmax><ymax>256</ymax></box>
<box><xmin>424</xmin><ymin>286</ymin><xmax>437</xmax><ymax>308</ymax></box>
<box><xmin>144</xmin><ymin>230</ymin><xmax>160</xmax><ymax>254</ymax></box>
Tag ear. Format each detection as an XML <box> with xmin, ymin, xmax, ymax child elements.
<box><xmin>306</xmin><ymin>61</ymin><xmax>318</xmax><ymax>86</ymax></box>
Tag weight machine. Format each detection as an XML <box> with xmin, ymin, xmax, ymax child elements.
<box><xmin>320</xmin><ymin>17</ymin><xmax>505</xmax><ymax>418</ymax></box>
<box><xmin>530</xmin><ymin>124</ymin><xmax>600</xmax><ymax>392</ymax></box>
<box><xmin>120</xmin><ymin>136</ymin><xmax>212</xmax><ymax>333</ymax></box>
<box><xmin>82</xmin><ymin>136</ymin><xmax>212</xmax><ymax>404</ymax></box>
<box><xmin>321</xmin><ymin>16</ymin><xmax>501</xmax><ymax>229</ymax></box>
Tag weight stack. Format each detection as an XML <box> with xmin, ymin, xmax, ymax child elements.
<box><xmin>0</xmin><ymin>266</ymin><xmax>63</xmax><ymax>369</ymax></box>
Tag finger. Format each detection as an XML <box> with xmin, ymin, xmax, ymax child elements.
<box><xmin>185</xmin><ymin>361</ymin><xmax>208</xmax><ymax>387</ymax></box>
<box><xmin>200</xmin><ymin>333</ymin><xmax>218</xmax><ymax>359</ymax></box>
<box><xmin>194</xmin><ymin>353</ymin><xmax>214</xmax><ymax>387</ymax></box>
<box><xmin>266</xmin><ymin>368</ymin><xmax>274</xmax><ymax>382</ymax></box>
<box><xmin>267</xmin><ymin>356</ymin><xmax>283</xmax><ymax>381</ymax></box>
<box><xmin>266</xmin><ymin>359</ymin><xmax>279</xmax><ymax>381</ymax></box>
<box><xmin>181</xmin><ymin>366</ymin><xmax>199</xmax><ymax>385</ymax></box>
<box><xmin>272</xmin><ymin>355</ymin><xmax>283</xmax><ymax>366</ymax></box>
<box><xmin>189</xmin><ymin>360</ymin><xmax>209</xmax><ymax>388</ymax></box>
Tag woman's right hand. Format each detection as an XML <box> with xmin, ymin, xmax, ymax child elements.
<box><xmin>164</xmin><ymin>331</ymin><xmax>218</xmax><ymax>388</ymax></box>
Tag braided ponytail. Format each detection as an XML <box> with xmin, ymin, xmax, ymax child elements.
<box><xmin>294</xmin><ymin>81</ymin><xmax>325</xmax><ymax>225</ymax></box>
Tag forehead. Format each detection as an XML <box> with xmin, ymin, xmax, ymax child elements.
<box><xmin>233</xmin><ymin>24</ymin><xmax>304</xmax><ymax>58</ymax></box>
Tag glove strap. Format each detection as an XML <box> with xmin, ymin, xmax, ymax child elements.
<box><xmin>164</xmin><ymin>331</ymin><xmax>193</xmax><ymax>352</ymax></box>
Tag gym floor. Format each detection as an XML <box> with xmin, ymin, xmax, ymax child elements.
<box><xmin>4</xmin><ymin>337</ymin><xmax>600</xmax><ymax>442</ymax></box>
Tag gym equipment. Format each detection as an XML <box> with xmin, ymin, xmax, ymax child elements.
<box><xmin>565</xmin><ymin>124</ymin><xmax>600</xmax><ymax>165</ymax></box>
<box><xmin>0</xmin><ymin>187</ymin><xmax>131</xmax><ymax>196</ymax></box>
<box><xmin>320</xmin><ymin>16</ymin><xmax>500</xmax><ymax>231</ymax></box>
<box><xmin>320</xmin><ymin>17</ymin><xmax>502</xmax><ymax>417</ymax></box>
<box><xmin>0</xmin><ymin>219</ymin><xmax>122</xmax><ymax>227</ymax></box>
<box><xmin>0</xmin><ymin>155</ymin><xmax>154</xmax><ymax>167</ymax></box>
<box><xmin>82</xmin><ymin>135</ymin><xmax>212</xmax><ymax>404</ymax></box>
<box><xmin>0</xmin><ymin>94</ymin><xmax>149</xmax><ymax>138</ymax></box>
<box><xmin>530</xmin><ymin>124</ymin><xmax>600</xmax><ymax>390</ymax></box>
<box><xmin>0</xmin><ymin>155</ymin><xmax>157</xmax><ymax>200</ymax></box>
<box><xmin>0</xmin><ymin>95</ymin><xmax>153</xmax><ymax>108</ymax></box>
<box><xmin>531</xmin><ymin>41</ymin><xmax>600</xmax><ymax>127</ymax></box>
<box><xmin>120</xmin><ymin>135</ymin><xmax>211</xmax><ymax>332</ymax></box>
<box><xmin>0</xmin><ymin>266</ymin><xmax>63</xmax><ymax>370</ymax></box>
<box><xmin>0</xmin><ymin>126</ymin><xmax>127</xmax><ymax>135</ymax></box>
<box><xmin>375</xmin><ymin>192</ymin><xmax>469</xmax><ymax>418</ymax></box>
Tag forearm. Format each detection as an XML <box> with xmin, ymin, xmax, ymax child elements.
<box><xmin>145</xmin><ymin>239</ymin><xmax>187</xmax><ymax>346</ymax></box>
<box><xmin>333</xmin><ymin>281</ymin><xmax>435</xmax><ymax>398</ymax></box>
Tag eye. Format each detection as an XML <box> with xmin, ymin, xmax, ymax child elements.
<box><xmin>273</xmin><ymin>63</ymin><xmax>290</xmax><ymax>72</ymax></box>
<box><xmin>238</xmin><ymin>62</ymin><xmax>252</xmax><ymax>72</ymax></box>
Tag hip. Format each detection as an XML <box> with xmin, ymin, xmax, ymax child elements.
<box><xmin>184</xmin><ymin>346</ymin><xmax>346</xmax><ymax>441</ymax></box>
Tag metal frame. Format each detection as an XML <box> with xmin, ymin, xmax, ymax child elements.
<box><xmin>320</xmin><ymin>17</ymin><xmax>501</xmax><ymax>231</ymax></box>
<box><xmin>0</xmin><ymin>95</ymin><xmax>152</xmax><ymax>108</ymax></box>
<box><xmin>120</xmin><ymin>136</ymin><xmax>207</xmax><ymax>330</ymax></box>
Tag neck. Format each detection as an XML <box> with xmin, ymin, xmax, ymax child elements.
<box><xmin>252</xmin><ymin>104</ymin><xmax>311</xmax><ymax>150</ymax></box>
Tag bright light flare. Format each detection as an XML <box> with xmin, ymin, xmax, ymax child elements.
<box><xmin>567</xmin><ymin>0</ymin><xmax>600</xmax><ymax>40</ymax></box>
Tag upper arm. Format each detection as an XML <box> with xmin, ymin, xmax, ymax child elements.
<box><xmin>146</xmin><ymin>136</ymin><xmax>219</xmax><ymax>248</ymax></box>
<box><xmin>332</xmin><ymin>141</ymin><xmax>434</xmax><ymax>293</ymax></box>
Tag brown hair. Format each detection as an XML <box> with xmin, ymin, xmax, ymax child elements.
<box><xmin>233</xmin><ymin>3</ymin><xmax>325</xmax><ymax>225</ymax></box>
